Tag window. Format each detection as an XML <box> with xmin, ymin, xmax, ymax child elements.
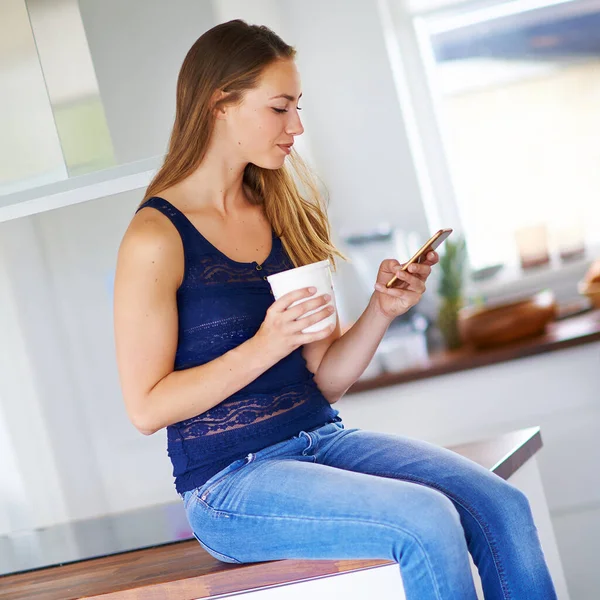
<box><xmin>415</xmin><ymin>0</ymin><xmax>600</xmax><ymax>272</ymax></box>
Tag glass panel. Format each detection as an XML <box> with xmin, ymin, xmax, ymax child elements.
<box><xmin>0</xmin><ymin>0</ymin><xmax>116</xmax><ymax>197</ymax></box>
<box><xmin>1</xmin><ymin>0</ymin><xmax>215</xmax><ymax>199</ymax></box>
<box><xmin>0</xmin><ymin>0</ymin><xmax>67</xmax><ymax>195</ymax></box>
<box><xmin>27</xmin><ymin>0</ymin><xmax>116</xmax><ymax>178</ymax></box>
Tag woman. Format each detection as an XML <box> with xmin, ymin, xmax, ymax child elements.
<box><xmin>113</xmin><ymin>20</ymin><xmax>556</xmax><ymax>599</ymax></box>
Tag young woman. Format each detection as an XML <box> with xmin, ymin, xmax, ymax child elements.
<box><xmin>113</xmin><ymin>20</ymin><xmax>557</xmax><ymax>600</ymax></box>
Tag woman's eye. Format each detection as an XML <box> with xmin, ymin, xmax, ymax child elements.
<box><xmin>272</xmin><ymin>107</ymin><xmax>303</xmax><ymax>114</ymax></box>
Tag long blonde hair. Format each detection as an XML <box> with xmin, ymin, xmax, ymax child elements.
<box><xmin>143</xmin><ymin>20</ymin><xmax>345</xmax><ymax>269</ymax></box>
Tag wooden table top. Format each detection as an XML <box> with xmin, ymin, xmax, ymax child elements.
<box><xmin>1</xmin><ymin>428</ymin><xmax>542</xmax><ymax>600</ymax></box>
<box><xmin>348</xmin><ymin>309</ymin><xmax>600</xmax><ymax>394</ymax></box>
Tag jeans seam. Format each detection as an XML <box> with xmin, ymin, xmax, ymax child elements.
<box><xmin>193</xmin><ymin>532</ymin><xmax>243</xmax><ymax>564</ymax></box>
<box><xmin>367</xmin><ymin>470</ymin><xmax>511</xmax><ymax>600</ymax></box>
<box><xmin>197</xmin><ymin>498</ymin><xmax>443</xmax><ymax>598</ymax></box>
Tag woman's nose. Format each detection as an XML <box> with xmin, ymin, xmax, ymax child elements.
<box><xmin>286</xmin><ymin>110</ymin><xmax>304</xmax><ymax>136</ymax></box>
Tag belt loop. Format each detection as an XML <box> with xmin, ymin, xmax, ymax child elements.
<box><xmin>300</xmin><ymin>431</ymin><xmax>314</xmax><ymax>454</ymax></box>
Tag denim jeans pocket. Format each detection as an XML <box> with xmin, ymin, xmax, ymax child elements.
<box><xmin>197</xmin><ymin>453</ymin><xmax>256</xmax><ymax>504</ymax></box>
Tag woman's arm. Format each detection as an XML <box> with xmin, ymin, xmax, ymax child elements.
<box><xmin>305</xmin><ymin>294</ymin><xmax>391</xmax><ymax>403</ymax></box>
<box><xmin>304</xmin><ymin>255</ymin><xmax>438</xmax><ymax>403</ymax></box>
<box><xmin>113</xmin><ymin>214</ymin><xmax>275</xmax><ymax>434</ymax></box>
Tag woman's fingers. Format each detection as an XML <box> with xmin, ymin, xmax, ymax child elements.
<box><xmin>421</xmin><ymin>251</ymin><xmax>439</xmax><ymax>265</ymax></box>
<box><xmin>406</xmin><ymin>262</ymin><xmax>432</xmax><ymax>279</ymax></box>
<box><xmin>375</xmin><ymin>283</ymin><xmax>421</xmax><ymax>301</ymax></box>
<box><xmin>388</xmin><ymin>269</ymin><xmax>426</xmax><ymax>293</ymax></box>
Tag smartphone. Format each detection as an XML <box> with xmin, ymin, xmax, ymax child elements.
<box><xmin>385</xmin><ymin>228</ymin><xmax>453</xmax><ymax>289</ymax></box>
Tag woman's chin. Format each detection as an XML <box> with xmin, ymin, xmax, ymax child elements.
<box><xmin>250</xmin><ymin>153</ymin><xmax>287</xmax><ymax>170</ymax></box>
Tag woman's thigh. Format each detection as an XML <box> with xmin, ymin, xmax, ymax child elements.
<box><xmin>314</xmin><ymin>424</ymin><xmax>527</xmax><ymax>530</ymax></box>
<box><xmin>184</xmin><ymin>453</ymin><xmax>469</xmax><ymax>571</ymax></box>
<box><xmin>316</xmin><ymin>426</ymin><xmax>504</xmax><ymax>492</ymax></box>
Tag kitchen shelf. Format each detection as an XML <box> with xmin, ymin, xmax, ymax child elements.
<box><xmin>0</xmin><ymin>156</ymin><xmax>162</xmax><ymax>223</ymax></box>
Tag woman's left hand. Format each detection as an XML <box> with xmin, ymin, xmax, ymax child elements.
<box><xmin>371</xmin><ymin>251</ymin><xmax>439</xmax><ymax>320</ymax></box>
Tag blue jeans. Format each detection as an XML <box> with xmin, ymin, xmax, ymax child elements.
<box><xmin>183</xmin><ymin>421</ymin><xmax>557</xmax><ymax>600</ymax></box>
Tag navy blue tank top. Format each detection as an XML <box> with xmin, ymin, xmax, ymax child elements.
<box><xmin>136</xmin><ymin>197</ymin><xmax>341</xmax><ymax>494</ymax></box>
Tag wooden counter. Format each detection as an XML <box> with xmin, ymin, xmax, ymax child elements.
<box><xmin>348</xmin><ymin>309</ymin><xmax>600</xmax><ymax>394</ymax></box>
<box><xmin>1</xmin><ymin>428</ymin><xmax>542</xmax><ymax>600</ymax></box>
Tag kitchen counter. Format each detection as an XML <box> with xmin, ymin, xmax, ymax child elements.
<box><xmin>349</xmin><ymin>309</ymin><xmax>600</xmax><ymax>394</ymax></box>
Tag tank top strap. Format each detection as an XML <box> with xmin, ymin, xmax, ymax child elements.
<box><xmin>136</xmin><ymin>196</ymin><xmax>212</xmax><ymax>255</ymax></box>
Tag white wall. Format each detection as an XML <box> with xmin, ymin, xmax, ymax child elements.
<box><xmin>3</xmin><ymin>215</ymin><xmax>111</xmax><ymax>521</ymax></box>
<box><xmin>33</xmin><ymin>190</ymin><xmax>179</xmax><ymax>513</ymax></box>
<box><xmin>0</xmin><ymin>190</ymin><xmax>180</xmax><ymax>536</ymax></box>
<box><xmin>284</xmin><ymin>0</ymin><xmax>430</xmax><ymax>237</ymax></box>
<box><xmin>78</xmin><ymin>0</ymin><xmax>215</xmax><ymax>165</ymax></box>
<box><xmin>0</xmin><ymin>219</ymin><xmax>69</xmax><ymax>532</ymax></box>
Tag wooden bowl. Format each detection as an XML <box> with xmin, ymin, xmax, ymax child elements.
<box><xmin>578</xmin><ymin>280</ymin><xmax>600</xmax><ymax>309</ymax></box>
<box><xmin>458</xmin><ymin>290</ymin><xmax>557</xmax><ymax>349</ymax></box>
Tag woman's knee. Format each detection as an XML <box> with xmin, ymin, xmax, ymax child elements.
<box><xmin>506</xmin><ymin>481</ymin><xmax>531</xmax><ymax>511</ymax></box>
<box><xmin>486</xmin><ymin>478</ymin><xmax>535</xmax><ymax>529</ymax></box>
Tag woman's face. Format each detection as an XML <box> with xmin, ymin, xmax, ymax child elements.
<box><xmin>223</xmin><ymin>59</ymin><xmax>304</xmax><ymax>169</ymax></box>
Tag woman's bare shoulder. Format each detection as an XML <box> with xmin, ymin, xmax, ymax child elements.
<box><xmin>117</xmin><ymin>204</ymin><xmax>184</xmax><ymax>285</ymax></box>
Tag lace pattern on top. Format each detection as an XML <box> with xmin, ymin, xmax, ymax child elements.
<box><xmin>175</xmin><ymin>382</ymin><xmax>321</xmax><ymax>439</ymax></box>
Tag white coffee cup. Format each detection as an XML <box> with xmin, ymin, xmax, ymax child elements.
<box><xmin>266</xmin><ymin>259</ymin><xmax>337</xmax><ymax>333</ymax></box>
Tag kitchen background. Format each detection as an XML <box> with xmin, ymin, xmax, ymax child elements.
<box><xmin>1</xmin><ymin>0</ymin><xmax>599</xmax><ymax>597</ymax></box>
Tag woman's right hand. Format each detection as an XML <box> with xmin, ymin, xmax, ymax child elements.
<box><xmin>254</xmin><ymin>287</ymin><xmax>336</xmax><ymax>361</ymax></box>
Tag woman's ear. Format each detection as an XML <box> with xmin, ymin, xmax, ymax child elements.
<box><xmin>212</xmin><ymin>89</ymin><xmax>229</xmax><ymax>120</ymax></box>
